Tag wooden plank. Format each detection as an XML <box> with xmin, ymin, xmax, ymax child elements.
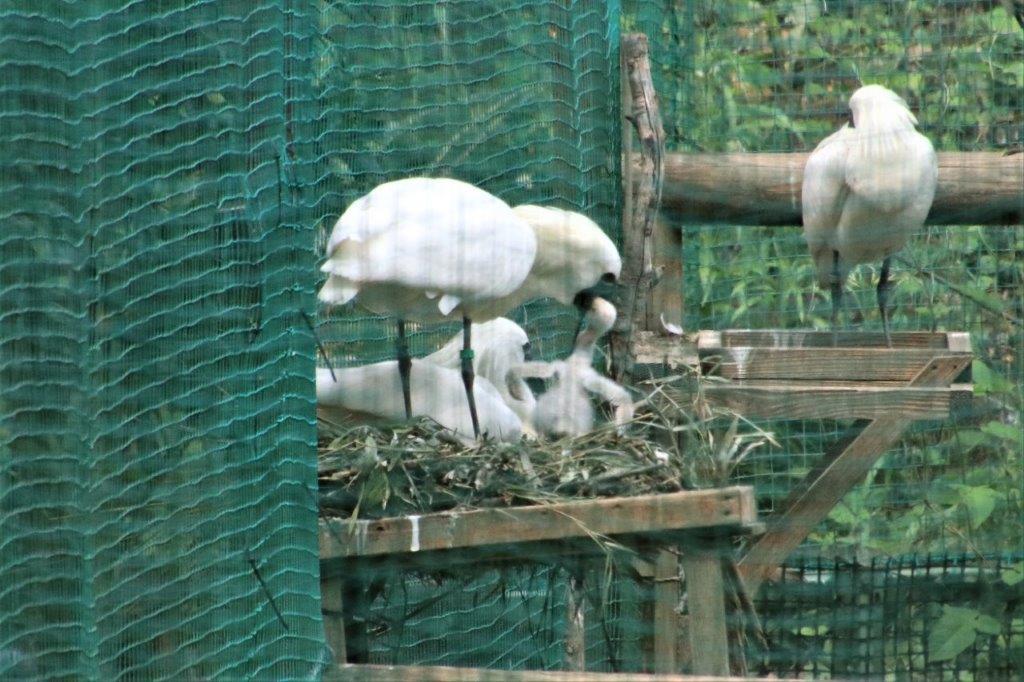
<box><xmin>700</xmin><ymin>347</ymin><xmax>962</xmax><ymax>382</ymax></box>
<box><xmin>565</xmin><ymin>570</ymin><xmax>586</xmax><ymax>671</ymax></box>
<box><xmin>648</xmin><ymin>214</ymin><xmax>685</xmax><ymax>333</ymax></box>
<box><xmin>702</xmin><ymin>382</ymin><xmax>958</xmax><ymax>420</ymax></box>
<box><xmin>631</xmin><ymin>331</ymin><xmax>699</xmax><ymax>370</ymax></box>
<box><xmin>738</xmin><ymin>354</ymin><xmax>972</xmax><ymax>594</ymax></box>
<box><xmin>653</xmin><ymin>549</ymin><xmax>680</xmax><ymax>674</ymax></box>
<box><xmin>650</xmin><ymin>151</ymin><xmax>1023</xmax><ymax>226</ymax></box>
<box><xmin>327</xmin><ymin>663</ymin><xmax>804</xmax><ymax>681</ymax></box>
<box><xmin>682</xmin><ymin>548</ymin><xmax>730</xmax><ymax>677</ymax></box>
<box><xmin>320</xmin><ymin>487</ymin><xmax>757</xmax><ymax>560</ymax></box>
<box><xmin>708</xmin><ymin>329</ymin><xmax>955</xmax><ymax>350</ymax></box>
<box><xmin>321</xmin><ymin>576</ymin><xmax>347</xmax><ymax>664</ymax></box>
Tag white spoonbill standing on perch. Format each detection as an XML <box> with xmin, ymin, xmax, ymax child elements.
<box><xmin>802</xmin><ymin>84</ymin><xmax>938</xmax><ymax>345</ymax></box>
<box><xmin>510</xmin><ymin>296</ymin><xmax>633</xmax><ymax>439</ymax></box>
<box><xmin>318</xmin><ymin>177</ymin><xmax>621</xmax><ymax>437</ymax></box>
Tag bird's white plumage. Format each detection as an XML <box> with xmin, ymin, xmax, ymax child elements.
<box><xmin>316</xmin><ymin>363</ymin><xmax>522</xmax><ymax>445</ymax></box>
<box><xmin>506</xmin><ymin>205</ymin><xmax>622</xmax><ymax>307</ymax></box>
<box><xmin>320</xmin><ymin>177</ymin><xmax>538</xmax><ymax>322</ymax></box>
<box><xmin>802</xmin><ymin>84</ymin><xmax>938</xmax><ymax>286</ymax></box>
<box><xmin>425</xmin><ymin>318</ymin><xmax>537</xmax><ymax>432</ymax></box>
<box><xmin>512</xmin><ymin>297</ymin><xmax>633</xmax><ymax>439</ymax></box>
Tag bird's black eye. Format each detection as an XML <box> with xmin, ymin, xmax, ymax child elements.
<box><xmin>522</xmin><ymin>342</ymin><xmax>533</xmax><ymax>360</ymax></box>
<box><xmin>600</xmin><ymin>273</ymin><xmax>616</xmax><ymax>283</ymax></box>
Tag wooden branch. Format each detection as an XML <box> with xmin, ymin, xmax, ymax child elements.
<box><xmin>326</xmin><ymin>663</ymin><xmax>804</xmax><ymax>681</ymax></box>
<box><xmin>648</xmin><ymin>151</ymin><xmax>1023</xmax><ymax>226</ymax></box>
<box><xmin>610</xmin><ymin>33</ymin><xmax>666</xmax><ymax>381</ymax></box>
<box><xmin>320</xmin><ymin>487</ymin><xmax>757</xmax><ymax>560</ymax></box>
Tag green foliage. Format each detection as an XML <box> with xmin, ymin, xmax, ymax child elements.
<box><xmin>927</xmin><ymin>605</ymin><xmax>1003</xmax><ymax>662</ymax></box>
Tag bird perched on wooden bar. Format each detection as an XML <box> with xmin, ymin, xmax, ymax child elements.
<box><xmin>801</xmin><ymin>84</ymin><xmax>938</xmax><ymax>345</ymax></box>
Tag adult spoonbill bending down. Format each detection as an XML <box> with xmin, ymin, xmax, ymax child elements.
<box><xmin>509</xmin><ymin>296</ymin><xmax>633</xmax><ymax>439</ymax></box>
<box><xmin>802</xmin><ymin>84</ymin><xmax>937</xmax><ymax>345</ymax></box>
<box><xmin>319</xmin><ymin>177</ymin><xmax>621</xmax><ymax>437</ymax></box>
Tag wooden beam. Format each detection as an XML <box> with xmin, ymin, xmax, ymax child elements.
<box><xmin>681</xmin><ymin>549</ymin><xmax>730</xmax><ymax>677</ymax></box>
<box><xmin>649</xmin><ymin>151</ymin><xmax>1023</xmax><ymax>225</ymax></box>
<box><xmin>738</xmin><ymin>353</ymin><xmax>972</xmax><ymax>594</ymax></box>
<box><xmin>321</xmin><ymin>576</ymin><xmax>347</xmax><ymax>664</ymax></box>
<box><xmin>610</xmin><ymin>32</ymin><xmax>665</xmax><ymax>381</ymax></box>
<box><xmin>701</xmin><ymin>381</ymin><xmax>962</xmax><ymax>420</ymax></box>
<box><xmin>326</xmin><ymin>663</ymin><xmax>804</xmax><ymax>681</ymax></box>
<box><xmin>320</xmin><ymin>487</ymin><xmax>757</xmax><ymax>560</ymax></box>
<box><xmin>700</xmin><ymin>346</ymin><xmax>966</xmax><ymax>382</ymax></box>
<box><xmin>704</xmin><ymin>328</ymin><xmax>962</xmax><ymax>349</ymax></box>
<box><xmin>652</xmin><ymin>549</ymin><xmax>681</xmax><ymax>674</ymax></box>
<box><xmin>565</xmin><ymin>570</ymin><xmax>586</xmax><ymax>671</ymax></box>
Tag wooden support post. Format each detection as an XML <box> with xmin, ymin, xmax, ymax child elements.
<box><xmin>738</xmin><ymin>353</ymin><xmax>972</xmax><ymax>594</ymax></box>
<box><xmin>682</xmin><ymin>546</ymin><xmax>730</xmax><ymax>677</ymax></box>
<box><xmin>565</xmin><ymin>568</ymin><xmax>586</xmax><ymax>671</ymax></box>
<box><xmin>652</xmin><ymin>549</ymin><xmax>680</xmax><ymax>674</ymax></box>
<box><xmin>321</xmin><ymin>576</ymin><xmax>348</xmax><ymax>663</ymax></box>
<box><xmin>610</xmin><ymin>32</ymin><xmax>665</xmax><ymax>381</ymax></box>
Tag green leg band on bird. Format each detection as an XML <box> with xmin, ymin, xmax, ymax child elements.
<box><xmin>460</xmin><ymin>349</ymin><xmax>475</xmax><ymax>361</ymax></box>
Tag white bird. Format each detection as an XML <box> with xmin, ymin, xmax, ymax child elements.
<box><xmin>802</xmin><ymin>84</ymin><xmax>938</xmax><ymax>345</ymax></box>
<box><xmin>319</xmin><ymin>178</ymin><xmax>621</xmax><ymax>436</ymax></box>
<box><xmin>425</xmin><ymin>318</ymin><xmax>537</xmax><ymax>435</ymax></box>
<box><xmin>316</xmin><ymin>363</ymin><xmax>522</xmax><ymax>445</ymax></box>
<box><xmin>509</xmin><ymin>296</ymin><xmax>633</xmax><ymax>439</ymax></box>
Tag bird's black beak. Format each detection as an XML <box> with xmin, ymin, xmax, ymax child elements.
<box><xmin>574</xmin><ymin>276</ymin><xmax>622</xmax><ymax>312</ymax></box>
<box><xmin>847</xmin><ymin>109</ymin><xmax>855</xmax><ymax>129</ymax></box>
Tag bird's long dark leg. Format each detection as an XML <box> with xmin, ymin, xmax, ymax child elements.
<box><xmin>830</xmin><ymin>250</ymin><xmax>844</xmax><ymax>347</ymax></box>
<box><xmin>877</xmin><ymin>256</ymin><xmax>894</xmax><ymax>348</ymax></box>
<box><xmin>396</xmin><ymin>320</ymin><xmax>412</xmax><ymax>419</ymax></box>
<box><xmin>460</xmin><ymin>316</ymin><xmax>481</xmax><ymax>439</ymax></box>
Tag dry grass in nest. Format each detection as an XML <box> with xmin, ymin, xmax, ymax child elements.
<box><xmin>317</xmin><ymin>372</ymin><xmax>777</xmax><ymax>521</ymax></box>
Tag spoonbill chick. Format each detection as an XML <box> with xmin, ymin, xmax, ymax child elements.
<box><xmin>802</xmin><ymin>84</ymin><xmax>937</xmax><ymax>345</ymax></box>
<box><xmin>426</xmin><ymin>318</ymin><xmax>537</xmax><ymax>435</ymax></box>
<box><xmin>510</xmin><ymin>296</ymin><xmax>633</xmax><ymax>439</ymax></box>
<box><xmin>316</xmin><ymin>363</ymin><xmax>522</xmax><ymax>445</ymax></box>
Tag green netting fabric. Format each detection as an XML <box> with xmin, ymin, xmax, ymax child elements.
<box><xmin>312</xmin><ymin>0</ymin><xmax>623</xmax><ymax>367</ymax></box>
<box><xmin>1</xmin><ymin>2</ymin><xmax>323</xmax><ymax>679</ymax></box>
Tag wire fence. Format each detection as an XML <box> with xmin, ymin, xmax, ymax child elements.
<box><xmin>2</xmin><ymin>0</ymin><xmax>1021</xmax><ymax>679</ymax></box>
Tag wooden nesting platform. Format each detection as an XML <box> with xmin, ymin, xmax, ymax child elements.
<box><xmin>694</xmin><ymin>329</ymin><xmax>973</xmax><ymax>593</ymax></box>
<box><xmin>320</xmin><ymin>487</ymin><xmax>763</xmax><ymax>677</ymax></box>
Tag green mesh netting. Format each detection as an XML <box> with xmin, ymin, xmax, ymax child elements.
<box><xmin>313</xmin><ymin>0</ymin><xmax>623</xmax><ymax>367</ymax></box>
<box><xmin>628</xmin><ymin>0</ymin><xmax>1024</xmax><ymax>555</ymax></box>
<box><xmin>4</xmin><ymin>0</ymin><xmax>1023</xmax><ymax>679</ymax></box>
<box><xmin>1</xmin><ymin>2</ymin><xmax>324</xmax><ymax>679</ymax></box>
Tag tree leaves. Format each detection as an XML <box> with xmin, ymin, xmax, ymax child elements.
<box><xmin>927</xmin><ymin>605</ymin><xmax>1003</xmax><ymax>662</ymax></box>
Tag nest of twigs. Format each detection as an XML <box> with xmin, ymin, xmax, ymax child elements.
<box><xmin>317</xmin><ymin>373</ymin><xmax>777</xmax><ymax>520</ymax></box>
